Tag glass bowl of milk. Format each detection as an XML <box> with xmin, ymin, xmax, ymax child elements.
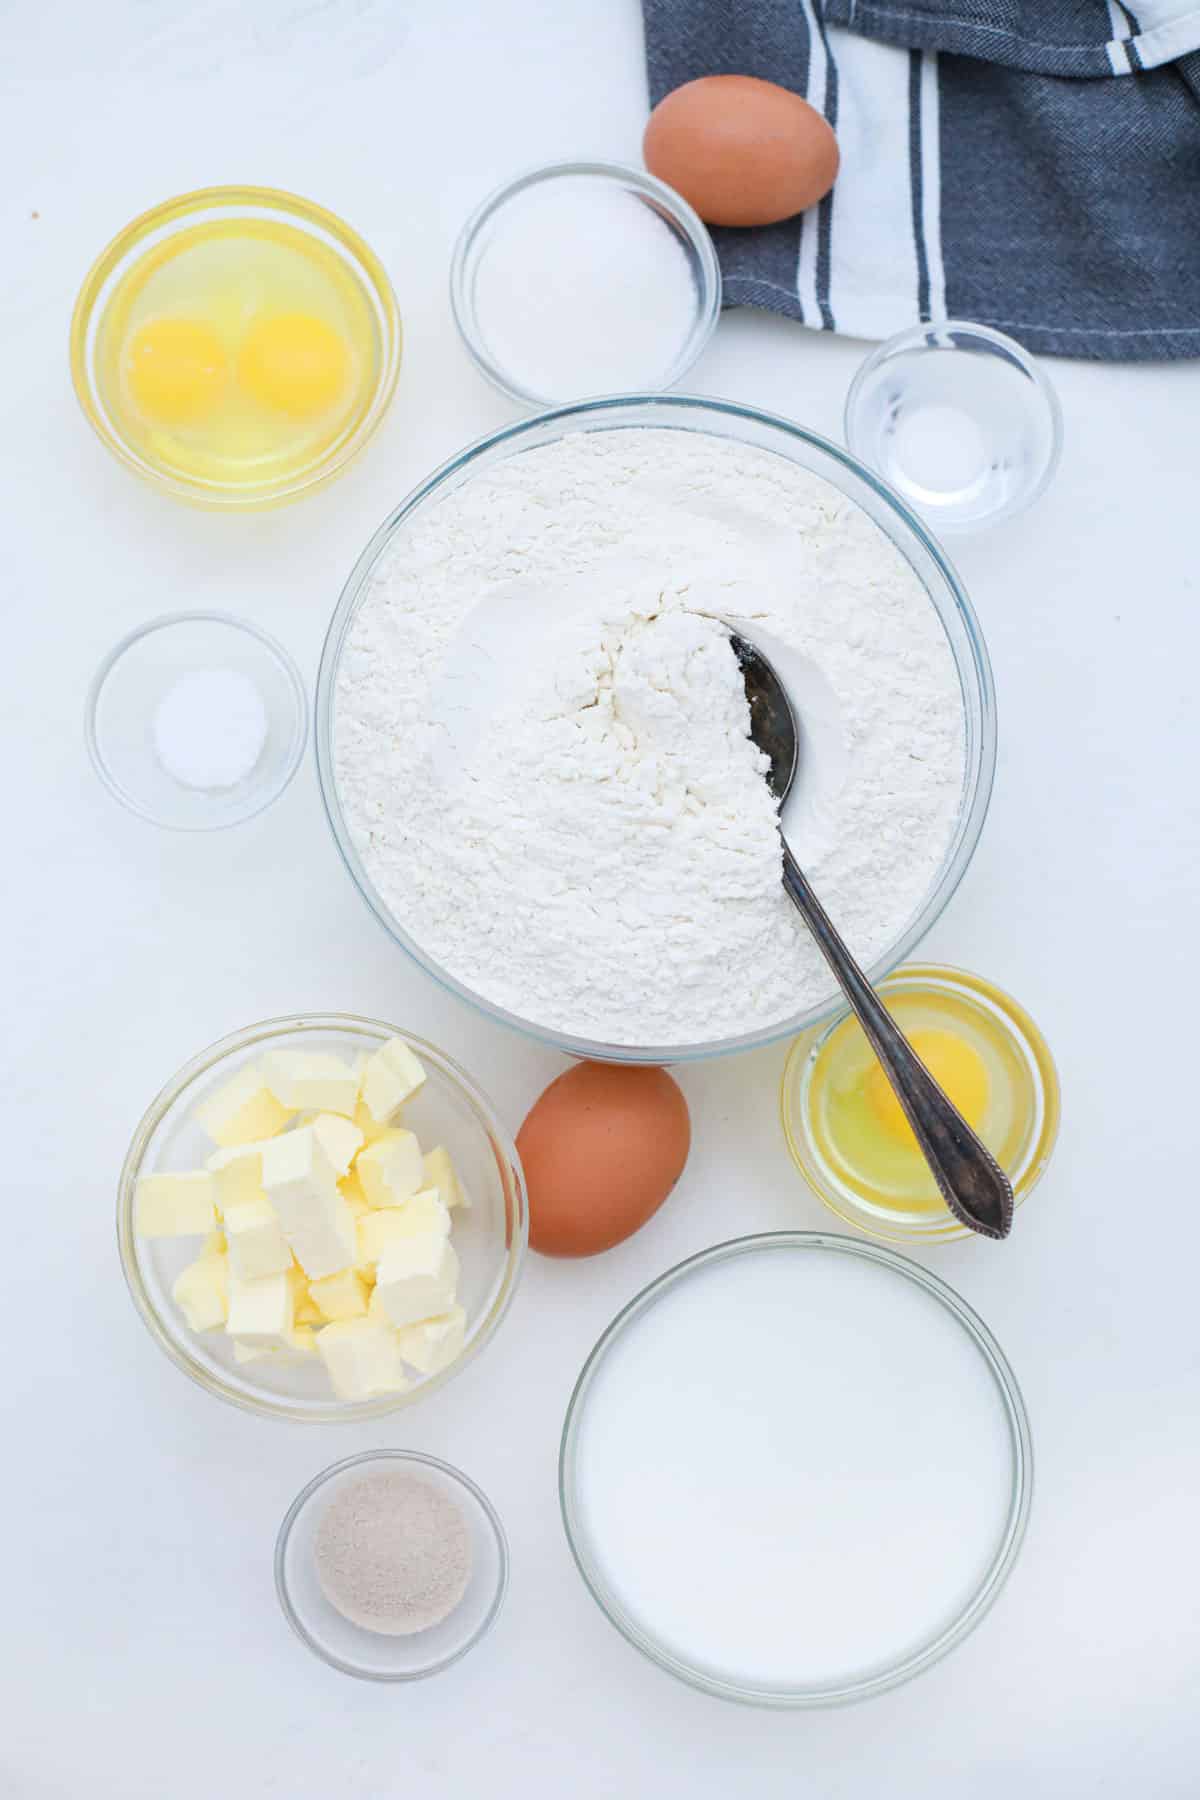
<box><xmin>560</xmin><ymin>1232</ymin><xmax>1032</xmax><ymax>1706</ymax></box>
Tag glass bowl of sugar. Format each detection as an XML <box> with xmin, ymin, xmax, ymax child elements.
<box><xmin>86</xmin><ymin>611</ymin><xmax>308</xmax><ymax>830</ymax></box>
<box><xmin>275</xmin><ymin>1450</ymin><xmax>509</xmax><ymax>1679</ymax></box>
<box><xmin>450</xmin><ymin>161</ymin><xmax>721</xmax><ymax>406</ymax></box>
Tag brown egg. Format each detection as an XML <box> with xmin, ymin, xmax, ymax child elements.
<box><xmin>644</xmin><ymin>74</ymin><xmax>839</xmax><ymax>228</ymax></box>
<box><xmin>517</xmin><ymin>1062</ymin><xmax>690</xmax><ymax>1257</ymax></box>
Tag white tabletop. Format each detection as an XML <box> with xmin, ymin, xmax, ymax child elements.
<box><xmin>7</xmin><ymin>3</ymin><xmax>1200</xmax><ymax>1794</ymax></box>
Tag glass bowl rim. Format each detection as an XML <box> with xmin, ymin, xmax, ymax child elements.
<box><xmin>780</xmin><ymin>961</ymin><xmax>1063</xmax><ymax>1245</ymax></box>
<box><xmin>85</xmin><ymin>609</ymin><xmax>310</xmax><ymax>831</ymax></box>
<box><xmin>69</xmin><ymin>181</ymin><xmax>402</xmax><ymax>509</ymax></box>
<box><xmin>315</xmin><ymin>391</ymin><xmax>998</xmax><ymax>1064</ymax></box>
<box><xmin>448</xmin><ymin>159</ymin><xmax>722</xmax><ymax>405</ymax></box>
<box><xmin>117</xmin><ymin>1011</ymin><xmax>528</xmax><ymax>1422</ymax></box>
<box><xmin>843</xmin><ymin>318</ymin><xmax>1064</xmax><ymax>533</ymax></box>
<box><xmin>558</xmin><ymin>1229</ymin><xmax>1033</xmax><ymax>1708</ymax></box>
<box><xmin>274</xmin><ymin>1447</ymin><xmax>510</xmax><ymax>1681</ymax></box>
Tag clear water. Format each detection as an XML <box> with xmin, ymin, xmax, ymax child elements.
<box><xmin>855</xmin><ymin>345</ymin><xmax>1056</xmax><ymax>531</ymax></box>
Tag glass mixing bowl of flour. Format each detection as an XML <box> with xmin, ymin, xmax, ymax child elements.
<box><xmin>316</xmin><ymin>396</ymin><xmax>996</xmax><ymax>1064</ymax></box>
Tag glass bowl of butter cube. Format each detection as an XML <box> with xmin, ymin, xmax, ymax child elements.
<box><xmin>118</xmin><ymin>1015</ymin><xmax>527</xmax><ymax>1422</ymax></box>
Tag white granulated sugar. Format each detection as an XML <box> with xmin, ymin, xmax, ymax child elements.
<box><xmin>471</xmin><ymin>179</ymin><xmax>696</xmax><ymax>398</ymax></box>
<box><xmin>334</xmin><ymin>428</ymin><xmax>965</xmax><ymax>1048</ymax></box>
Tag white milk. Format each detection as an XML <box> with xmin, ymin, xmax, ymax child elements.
<box><xmin>569</xmin><ymin>1243</ymin><xmax>1016</xmax><ymax>1691</ymax></box>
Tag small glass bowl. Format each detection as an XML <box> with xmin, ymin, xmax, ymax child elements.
<box><xmin>781</xmin><ymin>964</ymin><xmax>1061</xmax><ymax>1244</ymax></box>
<box><xmin>844</xmin><ymin>321</ymin><xmax>1062</xmax><ymax>532</ymax></box>
<box><xmin>117</xmin><ymin>1015</ymin><xmax>527</xmax><ymax>1422</ymax></box>
<box><xmin>450</xmin><ymin>161</ymin><xmax>721</xmax><ymax>406</ymax></box>
<box><xmin>70</xmin><ymin>184</ymin><xmax>401</xmax><ymax>507</ymax></box>
<box><xmin>86</xmin><ymin>612</ymin><xmax>308</xmax><ymax>831</ymax></box>
<box><xmin>275</xmin><ymin>1450</ymin><xmax>509</xmax><ymax>1680</ymax></box>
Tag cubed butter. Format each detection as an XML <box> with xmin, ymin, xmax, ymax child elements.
<box><xmin>355</xmin><ymin>1210</ymin><xmax>396</xmax><ymax>1266</ymax></box>
<box><xmin>374</xmin><ymin>1235</ymin><xmax>459</xmax><ymax>1329</ymax></box>
<box><xmin>293</xmin><ymin>1281</ymin><xmax>323</xmax><ymax>1326</ymax></box>
<box><xmin>262</xmin><ymin>1051</ymin><xmax>359</xmax><ymax>1119</ymax></box>
<box><xmin>395</xmin><ymin>1305</ymin><xmax>467</xmax><ymax>1376</ymax></box>
<box><xmin>205</xmin><ymin>1140</ymin><xmax>272</xmax><ymax>1213</ymax></box>
<box><xmin>355</xmin><ymin>1190</ymin><xmax>450</xmax><ymax>1266</ymax></box>
<box><xmin>225</xmin><ymin>1269</ymin><xmax>295</xmax><ymax>1348</ymax></box>
<box><xmin>308</xmin><ymin>1268</ymin><xmax>370</xmax><ymax>1322</ymax></box>
<box><xmin>198</xmin><ymin>1063</ymin><xmax>295</xmax><ymax>1147</ymax></box>
<box><xmin>136</xmin><ymin>1172</ymin><xmax>217</xmax><ymax>1238</ymax></box>
<box><xmin>356</xmin><ymin>1129</ymin><xmax>425</xmax><ymax>1209</ymax></box>
<box><xmin>260</xmin><ymin>1126</ymin><xmax>357</xmax><ymax>1279</ymax></box>
<box><xmin>353</xmin><ymin>1101</ymin><xmax>390</xmax><ymax>1146</ymax></box>
<box><xmin>230</xmin><ymin>1337</ymin><xmax>304</xmax><ymax>1364</ymax></box>
<box><xmin>339</xmin><ymin>1168</ymin><xmax>370</xmax><ymax>1217</ymax></box>
<box><xmin>358</xmin><ymin>1037</ymin><xmax>427</xmax><ymax>1127</ymax></box>
<box><xmin>310</xmin><ymin>1112</ymin><xmax>363</xmax><ymax>1175</ymax></box>
<box><xmin>223</xmin><ymin>1197</ymin><xmax>292</xmax><ymax>1282</ymax></box>
<box><xmin>422</xmin><ymin>1144</ymin><xmax>470</xmax><ymax>1210</ymax></box>
<box><xmin>351</xmin><ymin>1057</ymin><xmax>392</xmax><ymax>1146</ymax></box>
<box><xmin>172</xmin><ymin>1252</ymin><xmax>229</xmax><ymax>1332</ymax></box>
<box><xmin>316</xmin><ymin>1319</ymin><xmax>411</xmax><ymax>1400</ymax></box>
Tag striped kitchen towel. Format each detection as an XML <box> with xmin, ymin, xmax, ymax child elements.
<box><xmin>642</xmin><ymin>1</ymin><xmax>1200</xmax><ymax>359</ymax></box>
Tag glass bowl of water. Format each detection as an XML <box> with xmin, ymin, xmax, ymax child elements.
<box><xmin>844</xmin><ymin>321</ymin><xmax>1062</xmax><ymax>533</ymax></box>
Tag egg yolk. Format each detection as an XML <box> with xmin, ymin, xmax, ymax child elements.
<box><xmin>238</xmin><ymin>312</ymin><xmax>350</xmax><ymax>417</ymax></box>
<box><xmin>864</xmin><ymin>1028</ymin><xmax>989</xmax><ymax>1146</ymax></box>
<box><xmin>126</xmin><ymin>317</ymin><xmax>228</xmax><ymax>424</ymax></box>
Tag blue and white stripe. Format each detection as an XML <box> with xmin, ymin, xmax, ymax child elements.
<box><xmin>790</xmin><ymin>18</ymin><xmax>947</xmax><ymax>339</ymax></box>
<box><xmin>823</xmin><ymin>0</ymin><xmax>1199</xmax><ymax>76</ymax></box>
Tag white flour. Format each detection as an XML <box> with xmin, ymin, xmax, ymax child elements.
<box><xmin>334</xmin><ymin>429</ymin><xmax>965</xmax><ymax>1048</ymax></box>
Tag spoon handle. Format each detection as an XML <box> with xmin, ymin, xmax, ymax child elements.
<box><xmin>781</xmin><ymin>846</ymin><xmax>1014</xmax><ymax>1240</ymax></box>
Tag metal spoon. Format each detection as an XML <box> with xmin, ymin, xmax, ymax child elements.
<box><xmin>732</xmin><ymin>632</ymin><xmax>1014</xmax><ymax>1241</ymax></box>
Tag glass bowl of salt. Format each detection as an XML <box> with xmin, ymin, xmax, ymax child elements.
<box><xmin>275</xmin><ymin>1450</ymin><xmax>509</xmax><ymax>1680</ymax></box>
<box><xmin>86</xmin><ymin>611</ymin><xmax>308</xmax><ymax>829</ymax></box>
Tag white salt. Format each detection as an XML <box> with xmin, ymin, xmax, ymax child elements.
<box><xmin>152</xmin><ymin>668</ymin><xmax>268</xmax><ymax>791</ymax></box>
<box><xmin>470</xmin><ymin>177</ymin><xmax>698</xmax><ymax>400</ymax></box>
<box><xmin>569</xmin><ymin>1244</ymin><xmax>1015</xmax><ymax>1691</ymax></box>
